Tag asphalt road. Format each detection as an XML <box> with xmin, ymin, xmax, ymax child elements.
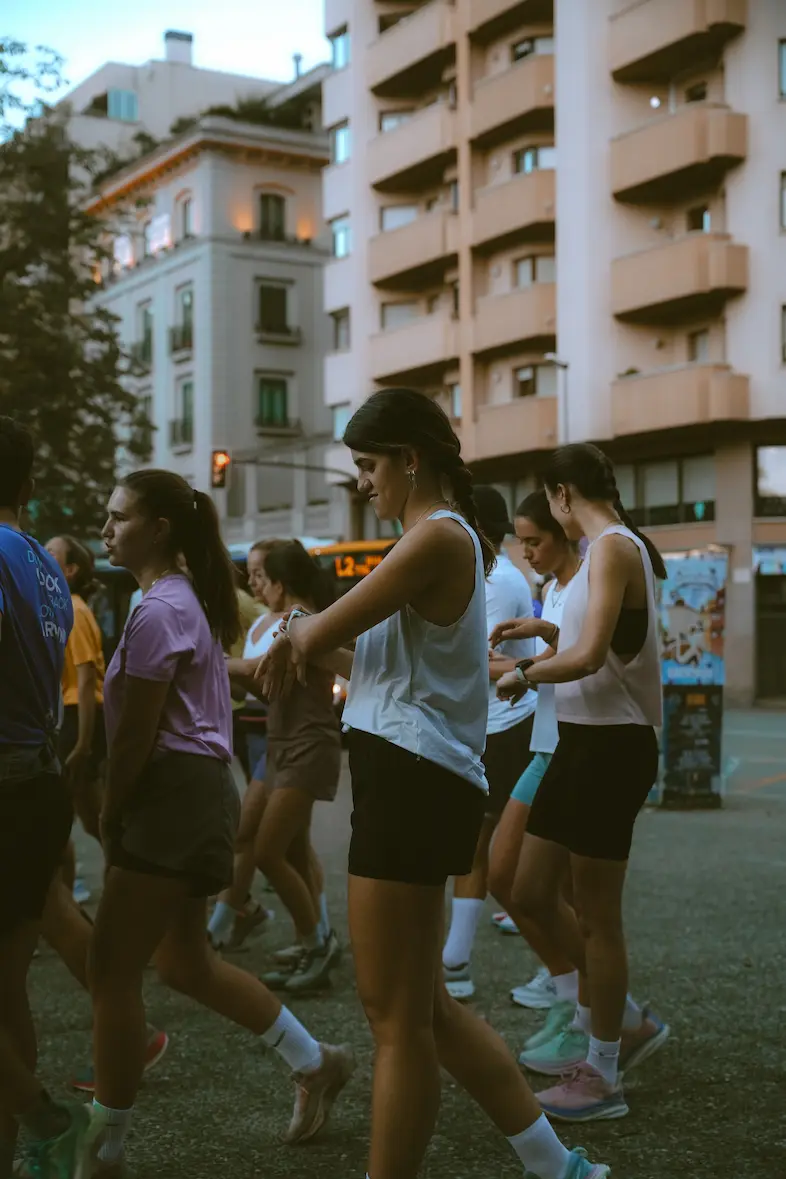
<box><xmin>30</xmin><ymin>708</ymin><xmax>786</xmax><ymax>1178</ymax></box>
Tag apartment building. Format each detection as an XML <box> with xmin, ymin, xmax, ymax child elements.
<box><xmin>321</xmin><ymin>0</ymin><xmax>786</xmax><ymax>706</ymax></box>
<box><xmin>74</xmin><ymin>35</ymin><xmax>344</xmax><ymax>543</ymax></box>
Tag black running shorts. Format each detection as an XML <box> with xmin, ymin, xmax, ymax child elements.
<box><xmin>347</xmin><ymin>729</ymin><xmax>486</xmax><ymax>886</ymax></box>
<box><xmin>483</xmin><ymin>713</ymin><xmax>535</xmax><ymax>817</ymax></box>
<box><xmin>526</xmin><ymin>722</ymin><xmax>659</xmax><ymax>861</ymax></box>
<box><xmin>0</xmin><ymin>771</ymin><xmax>73</xmax><ymax>934</ymax></box>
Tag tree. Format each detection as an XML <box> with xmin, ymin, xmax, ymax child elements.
<box><xmin>0</xmin><ymin>39</ymin><xmax>149</xmax><ymax>539</ymax></box>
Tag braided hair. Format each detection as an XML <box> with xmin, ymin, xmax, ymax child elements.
<box><xmin>343</xmin><ymin>388</ymin><xmax>496</xmax><ymax>575</ymax></box>
<box><xmin>543</xmin><ymin>443</ymin><xmax>667</xmax><ymax>580</ymax></box>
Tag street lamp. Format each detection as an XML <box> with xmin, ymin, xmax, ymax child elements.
<box><xmin>544</xmin><ymin>352</ymin><xmax>570</xmax><ymax>443</ymax></box>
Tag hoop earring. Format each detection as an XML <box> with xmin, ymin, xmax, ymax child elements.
<box><xmin>408</xmin><ymin>469</ymin><xmax>417</xmax><ymax>490</ymax></box>
<box><xmin>559</xmin><ymin>504</ymin><xmax>571</xmax><ymax>515</ymax></box>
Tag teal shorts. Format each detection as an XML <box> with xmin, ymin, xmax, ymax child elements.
<box><xmin>511</xmin><ymin>752</ymin><xmax>552</xmax><ymax>807</ymax></box>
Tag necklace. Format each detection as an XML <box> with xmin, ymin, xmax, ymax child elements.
<box><xmin>550</xmin><ymin>558</ymin><xmax>583</xmax><ymax>604</ymax></box>
<box><xmin>148</xmin><ymin>567</ymin><xmax>180</xmax><ymax>592</ymax></box>
<box><xmin>407</xmin><ymin>499</ymin><xmax>450</xmax><ymax>531</ymax></box>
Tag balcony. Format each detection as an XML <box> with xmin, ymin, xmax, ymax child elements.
<box><xmin>611</xmin><ymin>363</ymin><xmax>750</xmax><ymax>437</ymax></box>
<box><xmin>369</xmin><ymin>311</ymin><xmax>459</xmax><ymax>382</ymax></box>
<box><xmin>323</xmin><ymin>162</ymin><xmax>352</xmax><ymax>223</ymax></box>
<box><xmin>609</xmin><ymin>0</ymin><xmax>747</xmax><ymax>83</ymax></box>
<box><xmin>255</xmin><ymin>415</ymin><xmax>301</xmax><ymax>437</ymax></box>
<box><xmin>367</xmin><ymin>0</ymin><xmax>456</xmax><ymax>97</ymax></box>
<box><xmin>469</xmin><ymin>0</ymin><xmax>554</xmax><ymax>44</ymax></box>
<box><xmin>324</xmin><ymin>350</ymin><xmax>355</xmax><ymax>407</ymax></box>
<box><xmin>473</xmin><ymin>396</ymin><xmax>557</xmax><ymax>461</ymax></box>
<box><xmin>324</xmin><ymin>256</ymin><xmax>352</xmax><ymax>313</ymax></box>
<box><xmin>611</xmin><ymin>233</ymin><xmax>748</xmax><ymax>324</ymax></box>
<box><xmin>473</xmin><ymin>284</ymin><xmax>556</xmax><ymax>356</ymax></box>
<box><xmin>169</xmin><ymin>323</ymin><xmax>193</xmax><ymax>355</ymax></box>
<box><xmin>255</xmin><ymin>323</ymin><xmax>302</xmax><ymax>346</ymax></box>
<box><xmin>322</xmin><ymin>64</ymin><xmax>352</xmax><ymax>130</ymax></box>
<box><xmin>368</xmin><ymin>102</ymin><xmax>457</xmax><ymax>192</ymax></box>
<box><xmin>169</xmin><ymin>418</ymin><xmax>193</xmax><ymax>449</ymax></box>
<box><xmin>369</xmin><ymin>210</ymin><xmax>459</xmax><ymax>288</ymax></box>
<box><xmin>611</xmin><ymin>104</ymin><xmax>747</xmax><ymax>204</ymax></box>
<box><xmin>470</xmin><ymin>54</ymin><xmax>554</xmax><ymax>148</ymax></box>
<box><xmin>129</xmin><ymin>338</ymin><xmax>152</xmax><ymax>372</ymax></box>
<box><xmin>472</xmin><ymin>169</ymin><xmax>555</xmax><ymax>253</ymax></box>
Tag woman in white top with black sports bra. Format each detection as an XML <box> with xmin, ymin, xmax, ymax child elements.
<box><xmin>497</xmin><ymin>443</ymin><xmax>669</xmax><ymax>1127</ymax></box>
<box><xmin>259</xmin><ymin>393</ymin><xmax>609</xmax><ymax>1179</ymax></box>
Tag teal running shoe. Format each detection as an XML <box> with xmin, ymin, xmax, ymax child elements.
<box><xmin>523</xmin><ymin>1000</ymin><xmax>575</xmax><ymax>1052</ymax></box>
<box><xmin>519</xmin><ymin>1026</ymin><xmax>589</xmax><ymax>1076</ymax></box>
<box><xmin>23</xmin><ymin>1101</ymin><xmax>101</xmax><ymax>1179</ymax></box>
<box><xmin>524</xmin><ymin>1147</ymin><xmax>610</xmax><ymax>1177</ymax></box>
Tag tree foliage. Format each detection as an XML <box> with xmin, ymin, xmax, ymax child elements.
<box><xmin>0</xmin><ymin>39</ymin><xmax>148</xmax><ymax>539</ymax></box>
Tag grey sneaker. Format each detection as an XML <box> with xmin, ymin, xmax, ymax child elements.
<box><xmin>262</xmin><ymin>948</ymin><xmax>306</xmax><ymax>990</ymax></box>
<box><xmin>272</xmin><ymin>943</ymin><xmax>306</xmax><ymax>966</ymax></box>
<box><xmin>444</xmin><ymin>962</ymin><xmax>475</xmax><ymax>1002</ymax></box>
<box><xmin>284</xmin><ymin>933</ymin><xmax>340</xmax><ymax>995</ymax></box>
<box><xmin>284</xmin><ymin>1043</ymin><xmax>355</xmax><ymax>1144</ymax></box>
<box><xmin>228</xmin><ymin>903</ymin><xmax>272</xmax><ymax>951</ymax></box>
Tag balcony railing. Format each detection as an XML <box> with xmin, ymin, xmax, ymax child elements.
<box><xmin>169</xmin><ymin>418</ymin><xmax>193</xmax><ymax>448</ymax></box>
<box><xmin>255</xmin><ymin>323</ymin><xmax>303</xmax><ymax>346</ymax></box>
<box><xmin>129</xmin><ymin>339</ymin><xmax>152</xmax><ymax>371</ymax></box>
<box><xmin>254</xmin><ymin>415</ymin><xmax>301</xmax><ymax>436</ymax></box>
<box><xmin>169</xmin><ymin>323</ymin><xmax>193</xmax><ymax>354</ymax></box>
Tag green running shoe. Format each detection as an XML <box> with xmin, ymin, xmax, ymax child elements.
<box><xmin>523</xmin><ymin>1000</ymin><xmax>575</xmax><ymax>1052</ymax></box>
<box><xmin>519</xmin><ymin>1026</ymin><xmax>589</xmax><ymax>1076</ymax></box>
<box><xmin>22</xmin><ymin>1101</ymin><xmax>101</xmax><ymax>1179</ymax></box>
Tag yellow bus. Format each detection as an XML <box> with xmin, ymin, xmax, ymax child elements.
<box><xmin>309</xmin><ymin>538</ymin><xmax>397</xmax><ymax>598</ymax></box>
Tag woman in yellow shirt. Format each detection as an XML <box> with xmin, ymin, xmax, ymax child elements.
<box><xmin>46</xmin><ymin>535</ymin><xmax>106</xmax><ymax>847</ymax></box>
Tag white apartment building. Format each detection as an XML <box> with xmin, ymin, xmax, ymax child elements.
<box><xmin>68</xmin><ymin>33</ymin><xmax>345</xmax><ymax>542</ymax></box>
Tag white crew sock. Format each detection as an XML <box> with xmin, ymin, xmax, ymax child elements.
<box><xmin>442</xmin><ymin>897</ymin><xmax>485</xmax><ymax>969</ymax></box>
<box><xmin>92</xmin><ymin>1102</ymin><xmax>133</xmax><ymax>1163</ymax></box>
<box><xmin>572</xmin><ymin>1002</ymin><xmax>592</xmax><ymax>1033</ymax></box>
<box><xmin>318</xmin><ymin>892</ymin><xmax>330</xmax><ymax>940</ymax></box>
<box><xmin>507</xmin><ymin>1114</ymin><xmax>572</xmax><ymax>1179</ymax></box>
<box><xmin>552</xmin><ymin>970</ymin><xmax>579</xmax><ymax>1003</ymax></box>
<box><xmin>207</xmin><ymin>901</ymin><xmax>236</xmax><ymax>944</ymax></box>
<box><xmin>622</xmin><ymin>993</ymin><xmax>644</xmax><ymax>1031</ymax></box>
<box><xmin>302</xmin><ymin>926</ymin><xmax>326</xmax><ymax>952</ymax></box>
<box><xmin>587</xmin><ymin>1036</ymin><xmax>620</xmax><ymax>1086</ymax></box>
<box><xmin>261</xmin><ymin>1006</ymin><xmax>322</xmax><ymax>1074</ymax></box>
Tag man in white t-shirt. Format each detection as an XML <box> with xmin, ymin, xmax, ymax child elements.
<box><xmin>443</xmin><ymin>486</ymin><xmax>537</xmax><ymax>1000</ymax></box>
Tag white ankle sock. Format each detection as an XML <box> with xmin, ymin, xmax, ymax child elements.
<box><xmin>507</xmin><ymin>1114</ymin><xmax>572</xmax><ymax>1179</ymax></box>
<box><xmin>318</xmin><ymin>893</ymin><xmax>330</xmax><ymax>940</ymax></box>
<box><xmin>442</xmin><ymin>898</ymin><xmax>485</xmax><ymax>969</ymax></box>
<box><xmin>572</xmin><ymin>1002</ymin><xmax>592</xmax><ymax>1033</ymax></box>
<box><xmin>207</xmin><ymin>901</ymin><xmax>236</xmax><ymax>943</ymax></box>
<box><xmin>93</xmin><ymin>1101</ymin><xmax>133</xmax><ymax>1163</ymax></box>
<box><xmin>552</xmin><ymin>970</ymin><xmax>579</xmax><ymax>1003</ymax></box>
<box><xmin>587</xmin><ymin>1036</ymin><xmax>620</xmax><ymax>1085</ymax></box>
<box><xmin>622</xmin><ymin>993</ymin><xmax>643</xmax><ymax>1031</ymax></box>
<box><xmin>261</xmin><ymin>1006</ymin><xmax>322</xmax><ymax>1073</ymax></box>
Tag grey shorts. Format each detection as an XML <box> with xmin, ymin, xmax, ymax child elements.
<box><xmin>267</xmin><ymin>737</ymin><xmax>341</xmax><ymax>802</ymax></box>
<box><xmin>108</xmin><ymin>753</ymin><xmax>240</xmax><ymax>897</ymax></box>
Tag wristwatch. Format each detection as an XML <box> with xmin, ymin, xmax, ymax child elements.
<box><xmin>514</xmin><ymin>658</ymin><xmax>536</xmax><ymax>686</ymax></box>
<box><xmin>278</xmin><ymin>607</ymin><xmax>312</xmax><ymax>635</ymax></box>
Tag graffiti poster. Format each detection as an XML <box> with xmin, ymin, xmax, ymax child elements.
<box><xmin>660</xmin><ymin>553</ymin><xmax>727</xmax><ymax>687</ymax></box>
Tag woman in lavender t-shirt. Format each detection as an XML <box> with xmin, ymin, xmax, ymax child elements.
<box><xmin>88</xmin><ymin>470</ymin><xmax>353</xmax><ymax>1170</ymax></box>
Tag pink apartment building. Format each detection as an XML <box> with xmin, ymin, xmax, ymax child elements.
<box><xmin>320</xmin><ymin>0</ymin><xmax>786</xmax><ymax>706</ymax></box>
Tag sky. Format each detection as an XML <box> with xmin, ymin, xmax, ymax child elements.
<box><xmin>4</xmin><ymin>0</ymin><xmax>330</xmax><ymax>99</ymax></box>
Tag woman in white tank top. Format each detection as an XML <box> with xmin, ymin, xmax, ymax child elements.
<box><xmin>259</xmin><ymin>394</ymin><xmax>609</xmax><ymax>1179</ymax></box>
<box><xmin>497</xmin><ymin>444</ymin><xmax>669</xmax><ymax>1126</ymax></box>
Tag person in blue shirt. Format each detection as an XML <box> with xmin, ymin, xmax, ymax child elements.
<box><xmin>0</xmin><ymin>416</ymin><xmax>95</xmax><ymax>1176</ymax></box>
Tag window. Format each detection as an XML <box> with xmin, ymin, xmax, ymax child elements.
<box><xmin>757</xmin><ymin>446</ymin><xmax>786</xmax><ymax>515</ymax></box>
<box><xmin>451</xmin><ymin>282</ymin><xmax>460</xmax><ymax>317</ymax></box>
<box><xmin>682</xmin><ymin>455</ymin><xmax>715</xmax><ymax>522</ymax></box>
<box><xmin>172</xmin><ymin>379</ymin><xmax>194</xmax><ymax>447</ymax></box>
<box><xmin>511</xmin><ymin>36</ymin><xmax>554</xmax><ymax>62</ymax></box>
<box><xmin>257</xmin><ymin>376</ymin><xmax>289</xmax><ymax>429</ymax></box>
<box><xmin>258</xmin><ymin>284</ymin><xmax>289</xmax><ymax>334</ymax></box>
<box><xmin>180</xmin><ymin>197</ymin><xmax>193</xmax><ymax>239</ymax></box>
<box><xmin>135</xmin><ymin>392</ymin><xmax>154</xmax><ymax>460</ymax></box>
<box><xmin>450</xmin><ymin>180</ymin><xmax>459</xmax><ymax>212</ymax></box>
<box><xmin>780</xmin><ymin>39</ymin><xmax>786</xmax><ymax>98</ymax></box>
<box><xmin>513</xmin><ymin>145</ymin><xmax>556</xmax><ymax>174</ymax></box>
<box><xmin>380</xmin><ymin>204</ymin><xmax>418</xmax><ymax>232</ymax></box>
<box><xmin>330</xmin><ymin>27</ymin><xmax>350</xmax><ymax>70</ymax></box>
<box><xmin>332</xmin><ymin>309</ymin><xmax>350</xmax><ymax>350</ymax></box>
<box><xmin>625</xmin><ymin>455</ymin><xmax>716</xmax><ymax>526</ymax></box>
<box><xmin>685</xmin><ymin>81</ymin><xmax>708</xmax><ymax>103</ymax></box>
<box><xmin>381</xmin><ymin>301</ymin><xmax>418</xmax><ymax>330</ymax></box>
<box><xmin>107</xmin><ymin>89</ymin><xmax>138</xmax><ymax>122</ymax></box>
<box><xmin>380</xmin><ymin>110</ymin><xmax>413</xmax><ymax>133</ymax></box>
<box><xmin>330</xmin><ymin>122</ymin><xmax>351</xmax><ymax>165</ymax></box>
<box><xmin>332</xmin><ymin>403</ymin><xmax>352</xmax><ymax>442</ymax></box>
<box><xmin>448</xmin><ymin>383</ymin><xmax>462</xmax><ymax>420</ymax></box>
<box><xmin>331</xmin><ymin>215</ymin><xmax>351</xmax><ymax>258</ymax></box>
<box><xmin>515</xmin><ymin>255</ymin><xmax>556</xmax><ymax>287</ymax></box>
<box><xmin>687</xmin><ymin>205</ymin><xmax>711</xmax><ymax>233</ymax></box>
<box><xmin>179</xmin><ymin>286</ymin><xmax>193</xmax><ymax>329</ymax></box>
<box><xmin>259</xmin><ymin>193</ymin><xmax>286</xmax><ymax>241</ymax></box>
<box><xmin>514</xmin><ymin>364</ymin><xmax>556</xmax><ymax>399</ymax></box>
<box><xmin>688</xmin><ymin>329</ymin><xmax>709</xmax><ymax>362</ymax></box>
<box><xmin>642</xmin><ymin>460</ymin><xmax>680</xmax><ymax>526</ymax></box>
<box><xmin>780</xmin><ymin>173</ymin><xmax>786</xmax><ymax>231</ymax></box>
<box><xmin>143</xmin><ymin>220</ymin><xmax>153</xmax><ymax>257</ymax></box>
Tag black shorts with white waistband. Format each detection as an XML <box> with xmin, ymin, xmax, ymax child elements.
<box><xmin>526</xmin><ymin>721</ymin><xmax>659</xmax><ymax>861</ymax></box>
<box><xmin>347</xmin><ymin>728</ymin><xmax>486</xmax><ymax>887</ymax></box>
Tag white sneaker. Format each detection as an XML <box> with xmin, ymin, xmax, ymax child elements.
<box><xmin>510</xmin><ymin>967</ymin><xmax>556</xmax><ymax>1010</ymax></box>
<box><xmin>444</xmin><ymin>962</ymin><xmax>475</xmax><ymax>1002</ymax></box>
<box><xmin>497</xmin><ymin>914</ymin><xmax>521</xmax><ymax>936</ymax></box>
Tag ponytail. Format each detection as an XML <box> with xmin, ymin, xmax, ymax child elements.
<box><xmin>613</xmin><ymin>496</ymin><xmax>668</xmax><ymax>581</ymax></box>
<box><xmin>263</xmin><ymin>540</ymin><xmax>335</xmax><ymax>612</ymax></box>
<box><xmin>448</xmin><ymin>461</ymin><xmax>496</xmax><ymax>577</ymax></box>
<box><xmin>58</xmin><ymin>535</ymin><xmax>99</xmax><ymax>598</ymax></box>
<box><xmin>122</xmin><ymin>470</ymin><xmax>241</xmax><ymax>649</ymax></box>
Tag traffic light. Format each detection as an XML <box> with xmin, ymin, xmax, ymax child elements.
<box><xmin>211</xmin><ymin>449</ymin><xmax>231</xmax><ymax>489</ymax></box>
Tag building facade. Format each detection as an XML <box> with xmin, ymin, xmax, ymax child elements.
<box><xmin>70</xmin><ymin>34</ymin><xmax>346</xmax><ymax>543</ymax></box>
<box><xmin>321</xmin><ymin>0</ymin><xmax>786</xmax><ymax>705</ymax></box>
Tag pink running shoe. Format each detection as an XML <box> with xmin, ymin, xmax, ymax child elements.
<box><xmin>620</xmin><ymin>1007</ymin><xmax>670</xmax><ymax>1072</ymax></box>
<box><xmin>537</xmin><ymin>1061</ymin><xmax>628</xmax><ymax>1122</ymax></box>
